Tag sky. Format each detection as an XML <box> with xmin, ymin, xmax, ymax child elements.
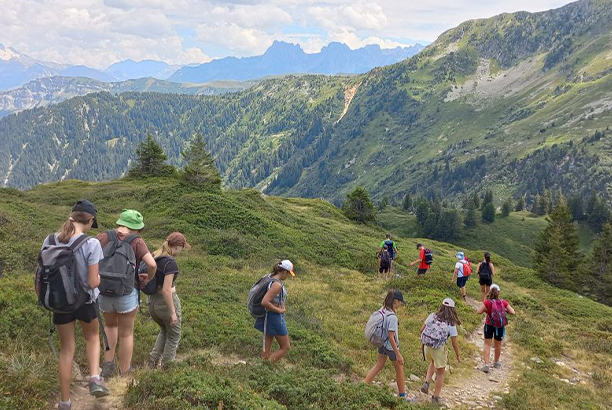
<box><xmin>0</xmin><ymin>0</ymin><xmax>573</xmax><ymax>68</ymax></box>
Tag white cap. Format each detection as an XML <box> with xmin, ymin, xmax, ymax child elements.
<box><xmin>279</xmin><ymin>260</ymin><xmax>295</xmax><ymax>277</ymax></box>
<box><xmin>442</xmin><ymin>297</ymin><xmax>455</xmax><ymax>308</ymax></box>
<box><xmin>490</xmin><ymin>284</ymin><xmax>500</xmax><ymax>292</ymax></box>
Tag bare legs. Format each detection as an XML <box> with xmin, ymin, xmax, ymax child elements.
<box><xmin>424</xmin><ymin>361</ymin><xmax>445</xmax><ymax>397</ymax></box>
<box><xmin>262</xmin><ymin>334</ymin><xmax>290</xmax><ymax>362</ymax></box>
<box><xmin>103</xmin><ymin>309</ymin><xmax>138</xmax><ymax>374</ymax></box>
<box><xmin>364</xmin><ymin>354</ymin><xmax>406</xmax><ymax>396</ymax></box>
<box><xmin>480</xmin><ymin>285</ymin><xmax>490</xmax><ymax>302</ymax></box>
<box><xmin>483</xmin><ymin>338</ymin><xmax>502</xmax><ymax>364</ymax></box>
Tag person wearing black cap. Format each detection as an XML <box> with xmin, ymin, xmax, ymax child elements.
<box><xmin>365</xmin><ymin>290</ymin><xmax>416</xmax><ymax>402</ymax></box>
<box><xmin>41</xmin><ymin>199</ymin><xmax>109</xmax><ymax>410</ymax></box>
<box><xmin>476</xmin><ymin>252</ymin><xmax>495</xmax><ymax>303</ymax></box>
<box><xmin>410</xmin><ymin>243</ymin><xmax>429</xmax><ymax>275</ymax></box>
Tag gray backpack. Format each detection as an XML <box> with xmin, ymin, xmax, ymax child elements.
<box><xmin>365</xmin><ymin>309</ymin><xmax>395</xmax><ymax>348</ymax></box>
<box><xmin>247</xmin><ymin>275</ymin><xmax>282</xmax><ymax>318</ymax></box>
<box><xmin>98</xmin><ymin>231</ymin><xmax>138</xmax><ymax>297</ymax></box>
<box><xmin>421</xmin><ymin>314</ymin><xmax>450</xmax><ymax>349</ymax></box>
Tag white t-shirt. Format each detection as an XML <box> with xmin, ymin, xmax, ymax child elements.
<box><xmin>455</xmin><ymin>260</ymin><xmax>468</xmax><ymax>278</ymax></box>
<box><xmin>382</xmin><ymin>308</ymin><xmax>399</xmax><ymax>351</ymax></box>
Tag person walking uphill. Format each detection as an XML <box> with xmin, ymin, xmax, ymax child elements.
<box><xmin>477</xmin><ymin>252</ymin><xmax>495</xmax><ymax>303</ymax></box>
<box><xmin>145</xmin><ymin>232</ymin><xmax>191</xmax><ymax>368</ymax></box>
<box><xmin>420</xmin><ymin>298</ymin><xmax>461</xmax><ymax>406</ymax></box>
<box><xmin>364</xmin><ymin>290</ymin><xmax>417</xmax><ymax>403</ymax></box>
<box><xmin>476</xmin><ymin>284</ymin><xmax>515</xmax><ymax>373</ymax></box>
<box><xmin>380</xmin><ymin>234</ymin><xmax>398</xmax><ymax>271</ymax></box>
<box><xmin>410</xmin><ymin>243</ymin><xmax>431</xmax><ymax>275</ymax></box>
<box><xmin>452</xmin><ymin>251</ymin><xmax>471</xmax><ymax>301</ymax></box>
<box><xmin>252</xmin><ymin>260</ymin><xmax>295</xmax><ymax>363</ymax></box>
<box><xmin>36</xmin><ymin>200</ymin><xmax>109</xmax><ymax>410</ymax></box>
<box><xmin>97</xmin><ymin>209</ymin><xmax>157</xmax><ymax>378</ymax></box>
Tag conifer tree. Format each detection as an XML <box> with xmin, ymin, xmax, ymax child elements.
<box><xmin>483</xmin><ymin>190</ymin><xmax>494</xmax><ymax>208</ymax></box>
<box><xmin>543</xmin><ymin>189</ymin><xmax>554</xmax><ymax>214</ymax></box>
<box><xmin>464</xmin><ymin>197</ymin><xmax>478</xmax><ymax>228</ymax></box>
<box><xmin>584</xmin><ymin>223</ymin><xmax>612</xmax><ymax>304</ymax></box>
<box><xmin>181</xmin><ymin>133</ymin><xmax>221</xmax><ymax>188</ymax></box>
<box><xmin>378</xmin><ymin>196</ymin><xmax>389</xmax><ymax>211</ymax></box>
<box><xmin>402</xmin><ymin>193</ymin><xmax>413</xmax><ymax>212</ymax></box>
<box><xmin>482</xmin><ymin>202</ymin><xmax>496</xmax><ymax>223</ymax></box>
<box><xmin>473</xmin><ymin>192</ymin><xmax>481</xmax><ymax>209</ymax></box>
<box><xmin>129</xmin><ymin>133</ymin><xmax>175</xmax><ymax>178</ymax></box>
<box><xmin>342</xmin><ymin>187</ymin><xmax>376</xmax><ymax>223</ymax></box>
<box><xmin>501</xmin><ymin>197</ymin><xmax>512</xmax><ymax>217</ymax></box>
<box><xmin>515</xmin><ymin>195</ymin><xmax>525</xmax><ymax>212</ymax></box>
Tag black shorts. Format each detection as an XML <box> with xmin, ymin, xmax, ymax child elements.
<box><xmin>379</xmin><ymin>266</ymin><xmax>390</xmax><ymax>273</ymax></box>
<box><xmin>484</xmin><ymin>324</ymin><xmax>505</xmax><ymax>341</ymax></box>
<box><xmin>479</xmin><ymin>276</ymin><xmax>492</xmax><ymax>286</ymax></box>
<box><xmin>378</xmin><ymin>347</ymin><xmax>397</xmax><ymax>361</ymax></box>
<box><xmin>53</xmin><ymin>302</ymin><xmax>98</xmax><ymax>325</ymax></box>
<box><xmin>417</xmin><ymin>268</ymin><xmax>428</xmax><ymax>275</ymax></box>
<box><xmin>456</xmin><ymin>276</ymin><xmax>469</xmax><ymax>288</ymax></box>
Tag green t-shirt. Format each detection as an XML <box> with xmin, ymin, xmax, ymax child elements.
<box><xmin>380</xmin><ymin>240</ymin><xmax>397</xmax><ymax>252</ymax></box>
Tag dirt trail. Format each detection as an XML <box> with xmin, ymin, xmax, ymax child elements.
<box><xmin>49</xmin><ymin>367</ymin><xmax>129</xmax><ymax>410</ymax></box>
<box><xmin>426</xmin><ymin>296</ymin><xmax>514</xmax><ymax>408</ymax></box>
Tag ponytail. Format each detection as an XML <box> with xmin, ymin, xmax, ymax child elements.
<box><xmin>58</xmin><ymin>212</ymin><xmax>94</xmax><ymax>243</ymax></box>
<box><xmin>488</xmin><ymin>288</ymin><xmax>500</xmax><ymax>300</ymax></box>
<box><xmin>484</xmin><ymin>253</ymin><xmax>491</xmax><ymax>264</ymax></box>
<box><xmin>152</xmin><ymin>241</ymin><xmax>173</xmax><ymax>258</ymax></box>
<box><xmin>383</xmin><ymin>290</ymin><xmax>395</xmax><ymax>311</ymax></box>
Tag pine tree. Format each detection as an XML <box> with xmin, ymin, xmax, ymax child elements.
<box><xmin>402</xmin><ymin>193</ymin><xmax>413</xmax><ymax>212</ymax></box>
<box><xmin>543</xmin><ymin>189</ymin><xmax>553</xmax><ymax>214</ymax></box>
<box><xmin>501</xmin><ymin>197</ymin><xmax>512</xmax><ymax>217</ymax></box>
<box><xmin>515</xmin><ymin>195</ymin><xmax>525</xmax><ymax>212</ymax></box>
<box><xmin>129</xmin><ymin>133</ymin><xmax>175</xmax><ymax>178</ymax></box>
<box><xmin>483</xmin><ymin>190</ymin><xmax>494</xmax><ymax>208</ymax></box>
<box><xmin>482</xmin><ymin>202</ymin><xmax>496</xmax><ymax>223</ymax></box>
<box><xmin>535</xmin><ymin>194</ymin><xmax>547</xmax><ymax>216</ymax></box>
<box><xmin>473</xmin><ymin>192</ymin><xmax>481</xmax><ymax>209</ymax></box>
<box><xmin>181</xmin><ymin>133</ymin><xmax>221</xmax><ymax>188</ymax></box>
<box><xmin>435</xmin><ymin>209</ymin><xmax>461</xmax><ymax>241</ymax></box>
<box><xmin>342</xmin><ymin>187</ymin><xmax>376</xmax><ymax>223</ymax></box>
<box><xmin>567</xmin><ymin>194</ymin><xmax>585</xmax><ymax>221</ymax></box>
<box><xmin>584</xmin><ymin>223</ymin><xmax>612</xmax><ymax>304</ymax></box>
<box><xmin>464</xmin><ymin>197</ymin><xmax>478</xmax><ymax>228</ymax></box>
<box><xmin>378</xmin><ymin>196</ymin><xmax>389</xmax><ymax>211</ymax></box>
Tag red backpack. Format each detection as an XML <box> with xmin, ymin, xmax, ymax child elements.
<box><xmin>489</xmin><ymin>299</ymin><xmax>508</xmax><ymax>328</ymax></box>
<box><xmin>462</xmin><ymin>258</ymin><xmax>472</xmax><ymax>276</ymax></box>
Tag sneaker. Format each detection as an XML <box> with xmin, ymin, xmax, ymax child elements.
<box><xmin>483</xmin><ymin>365</ymin><xmax>490</xmax><ymax>373</ymax></box>
<box><xmin>405</xmin><ymin>396</ymin><xmax>419</xmax><ymax>403</ymax></box>
<box><xmin>420</xmin><ymin>381</ymin><xmax>430</xmax><ymax>394</ymax></box>
<box><xmin>88</xmin><ymin>377</ymin><xmax>110</xmax><ymax>398</ymax></box>
<box><xmin>432</xmin><ymin>396</ymin><xmax>444</xmax><ymax>406</ymax></box>
<box><xmin>58</xmin><ymin>401</ymin><xmax>72</xmax><ymax>410</ymax></box>
<box><xmin>100</xmin><ymin>361</ymin><xmax>115</xmax><ymax>379</ymax></box>
<box><xmin>493</xmin><ymin>362</ymin><xmax>502</xmax><ymax>368</ymax></box>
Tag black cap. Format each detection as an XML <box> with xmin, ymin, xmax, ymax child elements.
<box><xmin>72</xmin><ymin>199</ymin><xmax>98</xmax><ymax>228</ymax></box>
<box><xmin>416</xmin><ymin>243</ymin><xmax>422</xmax><ymax>249</ymax></box>
<box><xmin>484</xmin><ymin>252</ymin><xmax>491</xmax><ymax>258</ymax></box>
<box><xmin>393</xmin><ymin>290</ymin><xmax>406</xmax><ymax>304</ymax></box>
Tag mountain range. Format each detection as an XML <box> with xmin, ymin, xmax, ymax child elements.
<box><xmin>1</xmin><ymin>0</ymin><xmax>611</xmax><ymax>206</ymax></box>
<box><xmin>0</xmin><ymin>41</ymin><xmax>424</xmax><ymax>91</ymax></box>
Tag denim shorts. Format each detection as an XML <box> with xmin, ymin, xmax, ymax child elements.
<box><xmin>98</xmin><ymin>287</ymin><xmax>139</xmax><ymax>314</ymax></box>
<box><xmin>254</xmin><ymin>312</ymin><xmax>288</xmax><ymax>336</ymax></box>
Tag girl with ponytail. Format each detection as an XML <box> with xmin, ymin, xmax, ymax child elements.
<box><xmin>147</xmin><ymin>232</ymin><xmax>191</xmax><ymax>368</ymax></box>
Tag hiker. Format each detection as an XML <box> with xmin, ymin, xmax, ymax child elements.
<box><xmin>452</xmin><ymin>251</ymin><xmax>471</xmax><ymax>301</ymax></box>
<box><xmin>378</xmin><ymin>244</ymin><xmax>392</xmax><ymax>279</ymax></box>
<box><xmin>97</xmin><ymin>209</ymin><xmax>157</xmax><ymax>378</ymax></box>
<box><xmin>477</xmin><ymin>252</ymin><xmax>495</xmax><ymax>303</ymax></box>
<box><xmin>420</xmin><ymin>298</ymin><xmax>461</xmax><ymax>406</ymax></box>
<box><xmin>410</xmin><ymin>243</ymin><xmax>431</xmax><ymax>275</ymax></box>
<box><xmin>380</xmin><ymin>234</ymin><xmax>398</xmax><ymax>271</ymax></box>
<box><xmin>38</xmin><ymin>200</ymin><xmax>109</xmax><ymax>410</ymax></box>
<box><xmin>254</xmin><ymin>260</ymin><xmax>295</xmax><ymax>363</ymax></box>
<box><xmin>476</xmin><ymin>284</ymin><xmax>515</xmax><ymax>373</ymax></box>
<box><xmin>364</xmin><ymin>290</ymin><xmax>417</xmax><ymax>403</ymax></box>
<box><xmin>145</xmin><ymin>232</ymin><xmax>191</xmax><ymax>368</ymax></box>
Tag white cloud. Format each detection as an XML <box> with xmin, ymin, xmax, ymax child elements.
<box><xmin>0</xmin><ymin>0</ymin><xmax>575</xmax><ymax>68</ymax></box>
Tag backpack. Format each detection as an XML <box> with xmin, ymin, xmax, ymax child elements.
<box><xmin>384</xmin><ymin>240</ymin><xmax>394</xmax><ymax>254</ymax></box>
<box><xmin>247</xmin><ymin>275</ymin><xmax>282</xmax><ymax>318</ymax></box>
<box><xmin>489</xmin><ymin>299</ymin><xmax>508</xmax><ymax>328</ymax></box>
<box><xmin>380</xmin><ymin>250</ymin><xmax>391</xmax><ymax>269</ymax></box>
<box><xmin>138</xmin><ymin>257</ymin><xmax>173</xmax><ymax>295</ymax></box>
<box><xmin>424</xmin><ymin>248</ymin><xmax>433</xmax><ymax>265</ymax></box>
<box><xmin>35</xmin><ymin>234</ymin><xmax>90</xmax><ymax>313</ymax></box>
<box><xmin>462</xmin><ymin>259</ymin><xmax>472</xmax><ymax>276</ymax></box>
<box><xmin>365</xmin><ymin>309</ymin><xmax>396</xmax><ymax>348</ymax></box>
<box><xmin>478</xmin><ymin>261</ymin><xmax>492</xmax><ymax>280</ymax></box>
<box><xmin>98</xmin><ymin>231</ymin><xmax>138</xmax><ymax>297</ymax></box>
<box><xmin>421</xmin><ymin>314</ymin><xmax>450</xmax><ymax>349</ymax></box>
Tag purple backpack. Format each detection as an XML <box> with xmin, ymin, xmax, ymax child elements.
<box><xmin>489</xmin><ymin>299</ymin><xmax>508</xmax><ymax>328</ymax></box>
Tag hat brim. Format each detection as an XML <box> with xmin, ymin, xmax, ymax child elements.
<box><xmin>116</xmin><ymin>218</ymin><xmax>144</xmax><ymax>230</ymax></box>
<box><xmin>289</xmin><ymin>270</ymin><xmax>295</xmax><ymax>277</ymax></box>
<box><xmin>183</xmin><ymin>242</ymin><xmax>192</xmax><ymax>250</ymax></box>
<box><xmin>92</xmin><ymin>217</ymin><xmax>98</xmax><ymax>229</ymax></box>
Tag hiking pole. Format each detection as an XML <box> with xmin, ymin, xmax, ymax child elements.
<box><xmin>48</xmin><ymin>312</ymin><xmax>58</xmax><ymax>359</ymax></box>
<box><xmin>94</xmin><ymin>301</ymin><xmax>110</xmax><ymax>352</ymax></box>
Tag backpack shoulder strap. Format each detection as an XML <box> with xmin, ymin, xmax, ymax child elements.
<box><xmin>107</xmin><ymin>230</ymin><xmax>118</xmax><ymax>243</ymax></box>
<box><xmin>69</xmin><ymin>234</ymin><xmax>90</xmax><ymax>252</ymax></box>
<box><xmin>124</xmin><ymin>234</ymin><xmax>139</xmax><ymax>245</ymax></box>
<box><xmin>47</xmin><ymin>234</ymin><xmax>57</xmax><ymax>246</ymax></box>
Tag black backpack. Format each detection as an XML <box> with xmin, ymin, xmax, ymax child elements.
<box><xmin>384</xmin><ymin>240</ymin><xmax>394</xmax><ymax>253</ymax></box>
<box><xmin>380</xmin><ymin>250</ymin><xmax>391</xmax><ymax>268</ymax></box>
<box><xmin>98</xmin><ymin>231</ymin><xmax>138</xmax><ymax>297</ymax></box>
<box><xmin>35</xmin><ymin>234</ymin><xmax>90</xmax><ymax>313</ymax></box>
<box><xmin>424</xmin><ymin>248</ymin><xmax>433</xmax><ymax>265</ymax></box>
<box><xmin>138</xmin><ymin>256</ymin><xmax>174</xmax><ymax>295</ymax></box>
<box><xmin>478</xmin><ymin>261</ymin><xmax>492</xmax><ymax>279</ymax></box>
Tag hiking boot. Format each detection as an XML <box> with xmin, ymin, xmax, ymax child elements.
<box><xmin>58</xmin><ymin>401</ymin><xmax>72</xmax><ymax>410</ymax></box>
<box><xmin>405</xmin><ymin>396</ymin><xmax>419</xmax><ymax>403</ymax></box>
<box><xmin>432</xmin><ymin>396</ymin><xmax>444</xmax><ymax>406</ymax></box>
<box><xmin>100</xmin><ymin>361</ymin><xmax>115</xmax><ymax>379</ymax></box>
<box><xmin>483</xmin><ymin>365</ymin><xmax>490</xmax><ymax>373</ymax></box>
<box><xmin>493</xmin><ymin>362</ymin><xmax>502</xmax><ymax>368</ymax></box>
<box><xmin>420</xmin><ymin>381</ymin><xmax>430</xmax><ymax>394</ymax></box>
<box><xmin>88</xmin><ymin>376</ymin><xmax>109</xmax><ymax>398</ymax></box>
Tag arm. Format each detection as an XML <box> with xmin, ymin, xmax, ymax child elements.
<box><xmin>506</xmin><ymin>303</ymin><xmax>516</xmax><ymax>315</ymax></box>
<box><xmin>490</xmin><ymin>263</ymin><xmax>495</xmax><ymax>276</ymax></box>
<box><xmin>261</xmin><ymin>282</ymin><xmax>286</xmax><ymax>314</ymax></box>
<box><xmin>450</xmin><ymin>336</ymin><xmax>460</xmax><ymax>362</ymax></box>
<box><xmin>141</xmin><ymin>252</ymin><xmax>157</xmax><ymax>281</ymax></box>
<box><xmin>87</xmin><ymin>264</ymin><xmax>100</xmax><ymax>288</ymax></box>
<box><xmin>388</xmin><ymin>330</ymin><xmax>404</xmax><ymax>365</ymax></box>
<box><xmin>161</xmin><ymin>274</ymin><xmax>178</xmax><ymax>325</ymax></box>
<box><xmin>476</xmin><ymin>303</ymin><xmax>487</xmax><ymax>314</ymax></box>
<box><xmin>452</xmin><ymin>267</ymin><xmax>459</xmax><ymax>281</ymax></box>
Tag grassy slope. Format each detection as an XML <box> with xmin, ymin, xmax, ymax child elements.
<box><xmin>0</xmin><ymin>178</ymin><xmax>610</xmax><ymax>409</ymax></box>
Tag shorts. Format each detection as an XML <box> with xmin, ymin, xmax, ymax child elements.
<box><xmin>53</xmin><ymin>302</ymin><xmax>98</xmax><ymax>325</ymax></box>
<box><xmin>389</xmin><ymin>253</ymin><xmax>395</xmax><ymax>261</ymax></box>
<box><xmin>479</xmin><ymin>276</ymin><xmax>492</xmax><ymax>286</ymax></box>
<box><xmin>417</xmin><ymin>268</ymin><xmax>428</xmax><ymax>275</ymax></box>
<box><xmin>378</xmin><ymin>346</ymin><xmax>397</xmax><ymax>362</ymax></box>
<box><xmin>424</xmin><ymin>345</ymin><xmax>447</xmax><ymax>369</ymax></box>
<box><xmin>379</xmin><ymin>265</ymin><xmax>390</xmax><ymax>273</ymax></box>
<box><xmin>255</xmin><ymin>312</ymin><xmax>288</xmax><ymax>336</ymax></box>
<box><xmin>456</xmin><ymin>276</ymin><xmax>469</xmax><ymax>288</ymax></box>
<box><xmin>98</xmin><ymin>288</ymin><xmax>139</xmax><ymax>314</ymax></box>
<box><xmin>484</xmin><ymin>324</ymin><xmax>505</xmax><ymax>341</ymax></box>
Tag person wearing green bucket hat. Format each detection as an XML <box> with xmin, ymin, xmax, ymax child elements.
<box><xmin>96</xmin><ymin>209</ymin><xmax>157</xmax><ymax>378</ymax></box>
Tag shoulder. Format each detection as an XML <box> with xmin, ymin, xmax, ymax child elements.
<box><xmin>455</xmin><ymin>261</ymin><xmax>462</xmax><ymax>268</ymax></box>
<box><xmin>84</xmin><ymin>236</ymin><xmax>103</xmax><ymax>250</ymax></box>
<box><xmin>425</xmin><ymin>312</ymin><xmax>435</xmax><ymax>323</ymax></box>
<box><xmin>484</xmin><ymin>299</ymin><xmax>492</xmax><ymax>308</ymax></box>
<box><xmin>503</xmin><ymin>299</ymin><xmax>509</xmax><ymax>307</ymax></box>
<box><xmin>161</xmin><ymin>257</ymin><xmax>179</xmax><ymax>274</ymax></box>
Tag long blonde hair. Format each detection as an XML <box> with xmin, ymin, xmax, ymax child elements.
<box><xmin>152</xmin><ymin>241</ymin><xmax>173</xmax><ymax>258</ymax></box>
<box><xmin>58</xmin><ymin>211</ymin><xmax>94</xmax><ymax>243</ymax></box>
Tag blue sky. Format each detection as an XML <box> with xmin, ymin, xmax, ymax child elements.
<box><xmin>0</xmin><ymin>0</ymin><xmax>572</xmax><ymax>68</ymax></box>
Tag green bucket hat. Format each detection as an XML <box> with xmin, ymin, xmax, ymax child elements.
<box><xmin>116</xmin><ymin>209</ymin><xmax>144</xmax><ymax>230</ymax></box>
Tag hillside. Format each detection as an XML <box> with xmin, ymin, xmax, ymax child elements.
<box><xmin>1</xmin><ymin>177</ymin><xmax>612</xmax><ymax>410</ymax></box>
<box><xmin>1</xmin><ymin>0</ymin><xmax>612</xmax><ymax>205</ymax></box>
